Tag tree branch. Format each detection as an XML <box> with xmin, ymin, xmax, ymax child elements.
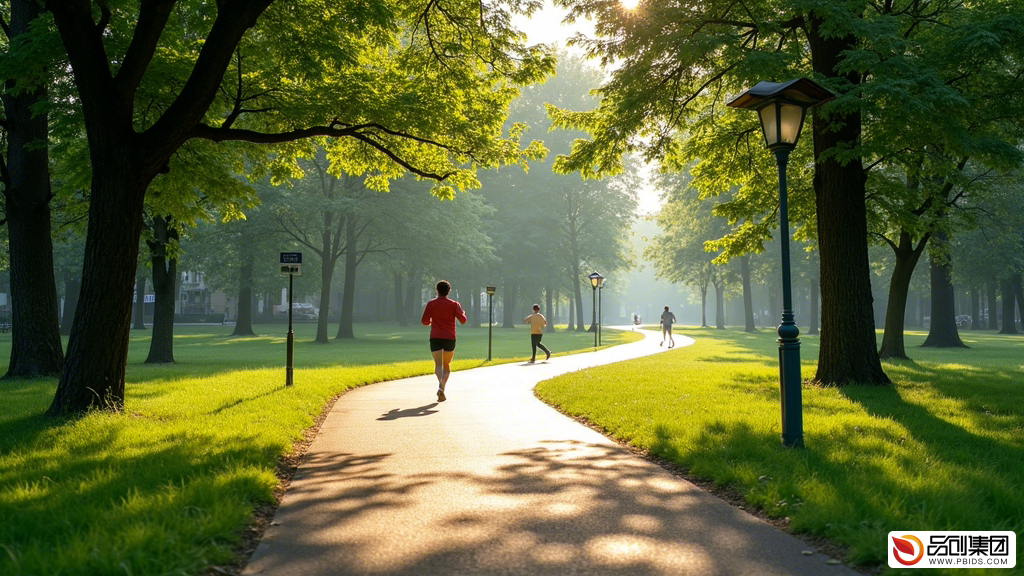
<box><xmin>277</xmin><ymin>213</ymin><xmax>322</xmax><ymax>257</ymax></box>
<box><xmin>192</xmin><ymin>123</ymin><xmax>459</xmax><ymax>181</ymax></box>
<box><xmin>143</xmin><ymin>0</ymin><xmax>273</xmax><ymax>152</ymax></box>
<box><xmin>913</xmin><ymin>231</ymin><xmax>932</xmax><ymax>256</ymax></box>
<box><xmin>871</xmin><ymin>231</ymin><xmax>900</xmax><ymax>253</ymax></box>
<box><xmin>45</xmin><ymin>1</ymin><xmax>116</xmax><ymax>112</ymax></box>
<box><xmin>113</xmin><ymin>0</ymin><xmax>176</xmax><ymax>101</ymax></box>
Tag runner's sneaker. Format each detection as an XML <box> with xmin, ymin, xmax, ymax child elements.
<box><xmin>437</xmin><ymin>388</ymin><xmax>446</xmax><ymax>402</ymax></box>
<box><xmin>545</xmin><ymin>351</ymin><xmax>551</xmax><ymax>361</ymax></box>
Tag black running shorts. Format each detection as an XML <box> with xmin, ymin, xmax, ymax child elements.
<box><xmin>429</xmin><ymin>338</ymin><xmax>456</xmax><ymax>352</ymax></box>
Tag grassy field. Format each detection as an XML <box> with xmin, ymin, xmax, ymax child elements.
<box><xmin>0</xmin><ymin>322</ymin><xmax>639</xmax><ymax>576</ymax></box>
<box><xmin>536</xmin><ymin>327</ymin><xmax>1024</xmax><ymax>574</ymax></box>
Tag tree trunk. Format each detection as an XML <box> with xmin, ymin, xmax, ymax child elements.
<box><xmin>714</xmin><ymin>281</ymin><xmax>726</xmax><ymax>329</ymax></box>
<box><xmin>808</xmin><ymin>13</ymin><xmax>889</xmax><ymax>385</ymax></box>
<box><xmin>1013</xmin><ymin>274</ymin><xmax>1024</xmax><ymax>331</ymax></box>
<box><xmin>133</xmin><ymin>270</ymin><xmax>147</xmax><ymax>330</ymax></box>
<box><xmin>314</xmin><ymin>258</ymin><xmax>335</xmax><ymax>342</ymax></box>
<box><xmin>545</xmin><ymin>285</ymin><xmax>555</xmax><ymax>333</ymax></box>
<box><xmin>567</xmin><ymin>295</ymin><xmax>575</xmax><ymax>330</ymax></box>
<box><xmin>768</xmin><ymin>288</ymin><xmax>779</xmax><ymax>327</ymax></box>
<box><xmin>314</xmin><ymin>211</ymin><xmax>338</xmax><ymax>343</ymax></box>
<box><xmin>700</xmin><ymin>288</ymin><xmax>708</xmax><ymax>327</ymax></box>
<box><xmin>61</xmin><ymin>274</ymin><xmax>82</xmax><ymax>336</ymax></box>
<box><xmin>573</xmin><ymin>279</ymin><xmax>585</xmax><ymax>332</ymax></box>
<box><xmin>48</xmin><ymin>156</ymin><xmax>151</xmax><ymax>414</ymax></box>
<box><xmin>998</xmin><ymin>278</ymin><xmax>1018</xmax><ymax>334</ymax></box>
<box><xmin>146</xmin><ymin>216</ymin><xmax>179</xmax><ymax>364</ymax></box>
<box><xmin>232</xmin><ymin>251</ymin><xmax>255</xmax><ymax>336</ymax></box>
<box><xmin>740</xmin><ymin>255</ymin><xmax>755</xmax><ymax>332</ymax></box>
<box><xmin>336</xmin><ymin>217</ymin><xmax>358</xmax><ymax>339</ymax></box>
<box><xmin>502</xmin><ymin>280</ymin><xmax>518</xmax><ymax>328</ymax></box>
<box><xmin>986</xmin><ymin>279</ymin><xmax>998</xmax><ymax>329</ymax></box>
<box><xmin>878</xmin><ymin>231</ymin><xmax>929</xmax><ymax>359</ymax></box>
<box><xmin>921</xmin><ymin>233</ymin><xmax>967</xmax><ymax>347</ymax></box>
<box><xmin>970</xmin><ymin>286</ymin><xmax>981</xmax><ymax>331</ymax></box>
<box><xmin>2</xmin><ymin>0</ymin><xmax>64</xmax><ymax>378</ymax></box>
<box><xmin>808</xmin><ymin>276</ymin><xmax>820</xmax><ymax>335</ymax></box>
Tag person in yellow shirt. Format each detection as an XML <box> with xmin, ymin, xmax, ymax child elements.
<box><xmin>523</xmin><ymin>304</ymin><xmax>552</xmax><ymax>363</ymax></box>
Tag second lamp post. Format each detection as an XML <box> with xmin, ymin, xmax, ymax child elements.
<box><xmin>588</xmin><ymin>271</ymin><xmax>604</xmax><ymax>347</ymax></box>
<box><xmin>727</xmin><ymin>77</ymin><xmax>833</xmax><ymax>448</ymax></box>
<box><xmin>485</xmin><ymin>286</ymin><xmax>496</xmax><ymax>361</ymax></box>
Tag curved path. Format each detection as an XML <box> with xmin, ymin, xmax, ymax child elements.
<box><xmin>243</xmin><ymin>328</ymin><xmax>856</xmax><ymax>576</ymax></box>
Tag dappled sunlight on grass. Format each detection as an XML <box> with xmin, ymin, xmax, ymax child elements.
<box><xmin>536</xmin><ymin>328</ymin><xmax>1024</xmax><ymax>571</ymax></box>
<box><xmin>0</xmin><ymin>323</ymin><xmax>639</xmax><ymax>575</ymax></box>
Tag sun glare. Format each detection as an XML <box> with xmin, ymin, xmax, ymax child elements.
<box><xmin>620</xmin><ymin>0</ymin><xmax>641</xmax><ymax>10</ymax></box>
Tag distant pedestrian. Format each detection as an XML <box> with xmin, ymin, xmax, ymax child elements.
<box><xmin>421</xmin><ymin>280</ymin><xmax>467</xmax><ymax>402</ymax></box>
<box><xmin>660</xmin><ymin>305</ymin><xmax>676</xmax><ymax>348</ymax></box>
<box><xmin>523</xmin><ymin>304</ymin><xmax>551</xmax><ymax>363</ymax></box>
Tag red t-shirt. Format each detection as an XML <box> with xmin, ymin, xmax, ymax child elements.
<box><xmin>421</xmin><ymin>297</ymin><xmax>467</xmax><ymax>340</ymax></box>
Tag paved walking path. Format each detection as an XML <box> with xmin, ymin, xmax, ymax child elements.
<box><xmin>243</xmin><ymin>328</ymin><xmax>856</xmax><ymax>575</ymax></box>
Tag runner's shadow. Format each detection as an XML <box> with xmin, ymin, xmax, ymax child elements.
<box><xmin>377</xmin><ymin>404</ymin><xmax>439</xmax><ymax>421</ymax></box>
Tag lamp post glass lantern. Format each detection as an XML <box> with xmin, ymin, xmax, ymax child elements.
<box><xmin>486</xmin><ymin>286</ymin><xmax>496</xmax><ymax>361</ymax></box>
<box><xmin>727</xmin><ymin>78</ymin><xmax>834</xmax><ymax>448</ymax></box>
<box><xmin>587</xmin><ymin>272</ymin><xmax>603</xmax><ymax>347</ymax></box>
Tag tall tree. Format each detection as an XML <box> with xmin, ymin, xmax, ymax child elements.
<box><xmin>739</xmin><ymin>254</ymin><xmax>755</xmax><ymax>332</ymax></box>
<box><xmin>44</xmin><ymin>0</ymin><xmax>553</xmax><ymax>414</ymax></box>
<box><xmin>1</xmin><ymin>0</ymin><xmax>64</xmax><ymax>377</ymax></box>
<box><xmin>921</xmin><ymin>230</ymin><xmax>967</xmax><ymax>347</ymax></box>
<box><xmin>144</xmin><ymin>215</ymin><xmax>179</xmax><ymax>363</ymax></box>
<box><xmin>646</xmin><ymin>175</ymin><xmax>728</xmax><ymax>328</ymax></box>
<box><xmin>997</xmin><ymin>279</ymin><xmax>1018</xmax><ymax>334</ymax></box>
<box><xmin>804</xmin><ymin>8</ymin><xmax>889</xmax><ymax>385</ymax></box>
<box><xmin>274</xmin><ymin>158</ymin><xmax>369</xmax><ymax>343</ymax></box>
<box><xmin>482</xmin><ymin>53</ymin><xmax>636</xmax><ymax>332</ymax></box>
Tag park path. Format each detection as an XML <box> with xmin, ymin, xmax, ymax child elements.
<box><xmin>243</xmin><ymin>328</ymin><xmax>856</xmax><ymax>576</ymax></box>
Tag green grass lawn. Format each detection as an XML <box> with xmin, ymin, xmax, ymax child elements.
<box><xmin>0</xmin><ymin>322</ymin><xmax>639</xmax><ymax>576</ymax></box>
<box><xmin>536</xmin><ymin>326</ymin><xmax>1024</xmax><ymax>574</ymax></box>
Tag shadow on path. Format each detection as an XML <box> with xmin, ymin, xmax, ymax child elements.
<box><xmin>377</xmin><ymin>404</ymin><xmax>440</xmax><ymax>421</ymax></box>
<box><xmin>250</xmin><ymin>440</ymin><xmax>852</xmax><ymax>575</ymax></box>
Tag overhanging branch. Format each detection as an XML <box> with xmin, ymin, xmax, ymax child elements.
<box><xmin>192</xmin><ymin>122</ymin><xmax>460</xmax><ymax>181</ymax></box>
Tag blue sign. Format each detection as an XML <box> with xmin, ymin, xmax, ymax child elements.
<box><xmin>280</xmin><ymin>252</ymin><xmax>302</xmax><ymax>264</ymax></box>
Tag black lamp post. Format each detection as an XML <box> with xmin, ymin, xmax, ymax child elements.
<box><xmin>588</xmin><ymin>271</ymin><xmax>603</xmax><ymax>347</ymax></box>
<box><xmin>727</xmin><ymin>78</ymin><xmax>833</xmax><ymax>448</ymax></box>
<box><xmin>486</xmin><ymin>286</ymin><xmax>496</xmax><ymax>361</ymax></box>
<box><xmin>598</xmin><ymin>277</ymin><xmax>605</xmax><ymax>346</ymax></box>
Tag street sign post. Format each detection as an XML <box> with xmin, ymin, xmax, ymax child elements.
<box><xmin>280</xmin><ymin>252</ymin><xmax>302</xmax><ymax>386</ymax></box>
<box><xmin>280</xmin><ymin>252</ymin><xmax>302</xmax><ymax>277</ymax></box>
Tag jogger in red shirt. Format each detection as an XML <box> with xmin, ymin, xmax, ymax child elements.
<box><xmin>421</xmin><ymin>280</ymin><xmax>467</xmax><ymax>402</ymax></box>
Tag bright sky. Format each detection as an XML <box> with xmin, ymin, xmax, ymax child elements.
<box><xmin>512</xmin><ymin>1</ymin><xmax>663</xmax><ymax>216</ymax></box>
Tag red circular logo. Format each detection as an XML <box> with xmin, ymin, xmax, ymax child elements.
<box><xmin>892</xmin><ymin>535</ymin><xmax>924</xmax><ymax>566</ymax></box>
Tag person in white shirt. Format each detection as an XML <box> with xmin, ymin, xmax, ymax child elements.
<box><xmin>660</xmin><ymin>305</ymin><xmax>676</xmax><ymax>348</ymax></box>
<box><xmin>523</xmin><ymin>304</ymin><xmax>552</xmax><ymax>363</ymax></box>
